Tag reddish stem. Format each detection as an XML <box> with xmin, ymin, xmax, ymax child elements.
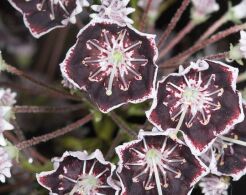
<box><xmin>140</xmin><ymin>0</ymin><xmax>152</xmax><ymax>31</ymax></box>
<box><xmin>160</xmin><ymin>23</ymin><xmax>246</xmax><ymax>68</ymax></box>
<box><xmin>198</xmin><ymin>14</ymin><xmax>228</xmax><ymax>42</ymax></box>
<box><xmin>157</xmin><ymin>0</ymin><xmax>190</xmax><ymax>48</ymax></box>
<box><xmin>159</xmin><ymin>21</ymin><xmax>195</xmax><ymax>59</ymax></box>
<box><xmin>109</xmin><ymin>111</ymin><xmax>137</xmax><ymax>138</ymax></box>
<box><xmin>13</xmin><ymin>104</ymin><xmax>84</xmax><ymax>114</ymax></box>
<box><xmin>164</xmin><ymin>52</ymin><xmax>229</xmax><ymax>69</ymax></box>
<box><xmin>4</xmin><ymin>64</ymin><xmax>81</xmax><ymax>101</ymax></box>
<box><xmin>16</xmin><ymin>114</ymin><xmax>92</xmax><ymax>150</ymax></box>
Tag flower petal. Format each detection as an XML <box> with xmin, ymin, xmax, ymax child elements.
<box><xmin>61</xmin><ymin>19</ymin><xmax>158</xmax><ymax>113</ymax></box>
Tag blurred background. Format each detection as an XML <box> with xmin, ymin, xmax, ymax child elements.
<box><xmin>0</xmin><ymin>0</ymin><xmax>245</xmax><ymax>194</ymax></box>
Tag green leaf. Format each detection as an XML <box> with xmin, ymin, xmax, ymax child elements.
<box><xmin>93</xmin><ymin>116</ymin><xmax>116</xmax><ymax>141</ymax></box>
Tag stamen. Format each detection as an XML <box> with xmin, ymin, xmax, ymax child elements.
<box><xmin>205</xmin><ymin>88</ymin><xmax>224</xmax><ymax>96</ymax></box>
<box><xmin>59</xmin><ymin>174</ymin><xmax>77</xmax><ymax>183</ymax></box>
<box><xmin>95</xmin><ymin>168</ymin><xmax>109</xmax><ymax>179</ymax></box>
<box><xmin>172</xmin><ymin>105</ymin><xmax>188</xmax><ymax>139</ymax></box>
<box><xmin>153</xmin><ymin>162</ymin><xmax>163</xmax><ymax>195</ymax></box>
<box><xmin>144</xmin><ymin>168</ymin><xmax>154</xmax><ymax>189</ymax></box>
<box><xmin>87</xmin><ymin>40</ymin><xmax>109</xmax><ymax>54</ymax></box>
<box><xmin>130</xmin><ymin>148</ymin><xmax>146</xmax><ymax>157</ymax></box>
<box><xmin>89</xmin><ymin>161</ymin><xmax>96</xmax><ymax>175</ymax></box>
<box><xmin>132</xmin><ymin>166</ymin><xmax>149</xmax><ymax>182</ymax></box>
<box><xmin>218</xmin><ymin>135</ymin><xmax>246</xmax><ymax>147</ymax></box>
<box><xmin>83</xmin><ymin>160</ymin><xmax>86</xmax><ymax>174</ymax></box>
<box><xmin>89</xmin><ymin>67</ymin><xmax>104</xmax><ymax>81</ymax></box>
<box><xmin>161</xmin><ymin>138</ymin><xmax>168</xmax><ymax>153</ymax></box>
<box><xmin>106</xmin><ymin>62</ymin><xmax>118</xmax><ymax>96</ymax></box>
<box><xmin>167</xmin><ymin>82</ymin><xmax>184</xmax><ymax>92</ymax></box>
<box><xmin>124</xmin><ymin>41</ymin><xmax>142</xmax><ymax>52</ymax></box>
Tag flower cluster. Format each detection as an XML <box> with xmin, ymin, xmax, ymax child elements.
<box><xmin>0</xmin><ymin>88</ymin><xmax>16</xmax><ymax>146</ymax></box>
<box><xmin>0</xmin><ymin>88</ymin><xmax>16</xmax><ymax>183</ymax></box>
<box><xmin>8</xmin><ymin>0</ymin><xmax>89</xmax><ymax>38</ymax></box>
<box><xmin>5</xmin><ymin>0</ymin><xmax>246</xmax><ymax>194</ymax></box>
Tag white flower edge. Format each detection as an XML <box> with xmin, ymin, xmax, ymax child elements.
<box><xmin>36</xmin><ymin>149</ymin><xmax>119</xmax><ymax>195</ymax></box>
<box><xmin>115</xmin><ymin>130</ymin><xmax>209</xmax><ymax>195</ymax></box>
<box><xmin>0</xmin><ymin>147</ymin><xmax>12</xmax><ymax>183</ymax></box>
<box><xmin>60</xmin><ymin>18</ymin><xmax>159</xmax><ymax>113</ymax></box>
<box><xmin>8</xmin><ymin>0</ymin><xmax>88</xmax><ymax>38</ymax></box>
<box><xmin>146</xmin><ymin>60</ymin><xmax>245</xmax><ymax>155</ymax></box>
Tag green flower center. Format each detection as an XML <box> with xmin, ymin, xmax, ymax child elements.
<box><xmin>146</xmin><ymin>149</ymin><xmax>162</xmax><ymax>165</ymax></box>
<box><xmin>182</xmin><ymin>87</ymin><xmax>201</xmax><ymax>103</ymax></box>
<box><xmin>111</xmin><ymin>50</ymin><xmax>124</xmax><ymax>65</ymax></box>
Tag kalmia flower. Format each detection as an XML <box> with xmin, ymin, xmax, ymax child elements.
<box><xmin>8</xmin><ymin>0</ymin><xmax>89</xmax><ymax>38</ymax></box>
<box><xmin>0</xmin><ymin>145</ymin><xmax>12</xmax><ymax>183</ymax></box>
<box><xmin>0</xmin><ymin>88</ymin><xmax>16</xmax><ymax>146</ymax></box>
<box><xmin>201</xmin><ymin>103</ymin><xmax>246</xmax><ymax>181</ymax></box>
<box><xmin>230</xmin><ymin>0</ymin><xmax>246</xmax><ymax>21</ymax></box>
<box><xmin>191</xmin><ymin>0</ymin><xmax>219</xmax><ymax>22</ymax></box>
<box><xmin>146</xmin><ymin>60</ymin><xmax>244</xmax><ymax>155</ymax></box>
<box><xmin>61</xmin><ymin>20</ymin><xmax>158</xmax><ymax>113</ymax></box>
<box><xmin>0</xmin><ymin>107</ymin><xmax>14</xmax><ymax>146</ymax></box>
<box><xmin>228</xmin><ymin>30</ymin><xmax>246</xmax><ymax>65</ymax></box>
<box><xmin>239</xmin><ymin>30</ymin><xmax>246</xmax><ymax>59</ymax></box>
<box><xmin>199</xmin><ymin>175</ymin><xmax>230</xmax><ymax>195</ymax></box>
<box><xmin>90</xmin><ymin>0</ymin><xmax>135</xmax><ymax>25</ymax></box>
<box><xmin>116</xmin><ymin>130</ymin><xmax>208</xmax><ymax>195</ymax></box>
<box><xmin>0</xmin><ymin>88</ymin><xmax>16</xmax><ymax>106</ymax></box>
<box><xmin>37</xmin><ymin>150</ymin><xmax>119</xmax><ymax>195</ymax></box>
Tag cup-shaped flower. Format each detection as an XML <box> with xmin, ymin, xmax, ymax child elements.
<box><xmin>0</xmin><ymin>88</ymin><xmax>16</xmax><ymax>107</ymax></box>
<box><xmin>146</xmin><ymin>60</ymin><xmax>244</xmax><ymax>155</ymax></box>
<box><xmin>90</xmin><ymin>0</ymin><xmax>135</xmax><ymax>25</ymax></box>
<box><xmin>199</xmin><ymin>175</ymin><xmax>230</xmax><ymax>195</ymax></box>
<box><xmin>201</xmin><ymin>103</ymin><xmax>246</xmax><ymax>181</ymax></box>
<box><xmin>191</xmin><ymin>0</ymin><xmax>219</xmax><ymax>23</ymax></box>
<box><xmin>36</xmin><ymin>150</ymin><xmax>119</xmax><ymax>195</ymax></box>
<box><xmin>115</xmin><ymin>130</ymin><xmax>208</xmax><ymax>195</ymax></box>
<box><xmin>239</xmin><ymin>30</ymin><xmax>246</xmax><ymax>59</ymax></box>
<box><xmin>0</xmin><ymin>107</ymin><xmax>14</xmax><ymax>146</ymax></box>
<box><xmin>7</xmin><ymin>0</ymin><xmax>89</xmax><ymax>38</ymax></box>
<box><xmin>230</xmin><ymin>0</ymin><xmax>246</xmax><ymax>21</ymax></box>
<box><xmin>0</xmin><ymin>146</ymin><xmax>12</xmax><ymax>183</ymax></box>
<box><xmin>60</xmin><ymin>19</ymin><xmax>158</xmax><ymax>113</ymax></box>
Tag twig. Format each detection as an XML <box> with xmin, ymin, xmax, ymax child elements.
<box><xmin>105</xmin><ymin>130</ymin><xmax>123</xmax><ymax>160</ymax></box>
<box><xmin>164</xmin><ymin>51</ymin><xmax>229</xmax><ymax>69</ymax></box>
<box><xmin>108</xmin><ymin>112</ymin><xmax>137</xmax><ymax>138</ymax></box>
<box><xmin>4</xmin><ymin>63</ymin><xmax>81</xmax><ymax>101</ymax></box>
<box><xmin>197</xmin><ymin>14</ymin><xmax>228</xmax><ymax>42</ymax></box>
<box><xmin>158</xmin><ymin>21</ymin><xmax>195</xmax><ymax>59</ymax></box>
<box><xmin>160</xmin><ymin>23</ymin><xmax>246</xmax><ymax>68</ymax></box>
<box><xmin>13</xmin><ymin>104</ymin><xmax>84</xmax><ymax>114</ymax></box>
<box><xmin>140</xmin><ymin>0</ymin><xmax>152</xmax><ymax>31</ymax></box>
<box><xmin>47</xmin><ymin>28</ymin><xmax>69</xmax><ymax>80</ymax></box>
<box><xmin>16</xmin><ymin>114</ymin><xmax>92</xmax><ymax>150</ymax></box>
<box><xmin>157</xmin><ymin>0</ymin><xmax>190</xmax><ymax>48</ymax></box>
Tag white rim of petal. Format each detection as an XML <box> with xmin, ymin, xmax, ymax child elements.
<box><xmin>146</xmin><ymin>60</ymin><xmax>245</xmax><ymax>155</ymax></box>
<box><xmin>60</xmin><ymin>18</ymin><xmax>158</xmax><ymax>113</ymax></box>
<box><xmin>115</xmin><ymin>129</ymin><xmax>209</xmax><ymax>194</ymax></box>
<box><xmin>36</xmin><ymin>149</ymin><xmax>118</xmax><ymax>194</ymax></box>
<box><xmin>8</xmin><ymin>0</ymin><xmax>85</xmax><ymax>38</ymax></box>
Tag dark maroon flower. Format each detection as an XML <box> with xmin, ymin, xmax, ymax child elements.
<box><xmin>198</xmin><ymin>174</ymin><xmax>230</xmax><ymax>195</ymax></box>
<box><xmin>146</xmin><ymin>60</ymin><xmax>244</xmax><ymax>155</ymax></box>
<box><xmin>115</xmin><ymin>130</ymin><xmax>208</xmax><ymax>195</ymax></box>
<box><xmin>8</xmin><ymin>0</ymin><xmax>89</xmax><ymax>38</ymax></box>
<box><xmin>36</xmin><ymin>150</ymin><xmax>119</xmax><ymax>195</ymax></box>
<box><xmin>201</xmin><ymin>103</ymin><xmax>246</xmax><ymax>181</ymax></box>
<box><xmin>60</xmin><ymin>19</ymin><xmax>158</xmax><ymax>113</ymax></box>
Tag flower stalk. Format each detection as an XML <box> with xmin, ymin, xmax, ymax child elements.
<box><xmin>157</xmin><ymin>0</ymin><xmax>191</xmax><ymax>48</ymax></box>
<box><xmin>160</xmin><ymin>23</ymin><xmax>246</xmax><ymax>69</ymax></box>
<box><xmin>16</xmin><ymin>114</ymin><xmax>92</xmax><ymax>150</ymax></box>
